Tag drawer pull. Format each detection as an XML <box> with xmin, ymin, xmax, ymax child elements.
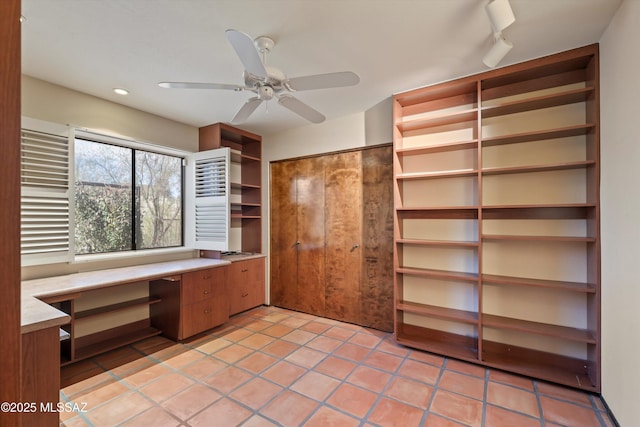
<box><xmin>203</xmin><ymin>290</ymin><xmax>210</xmax><ymax>295</ymax></box>
<box><xmin>204</xmin><ymin>309</ymin><xmax>212</xmax><ymax>314</ymax></box>
<box><xmin>241</xmin><ymin>292</ymin><xmax>249</xmax><ymax>298</ymax></box>
<box><xmin>241</xmin><ymin>269</ymin><xmax>249</xmax><ymax>273</ymax></box>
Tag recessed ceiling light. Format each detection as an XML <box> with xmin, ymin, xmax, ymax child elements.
<box><xmin>113</xmin><ymin>88</ymin><xmax>129</xmax><ymax>95</ymax></box>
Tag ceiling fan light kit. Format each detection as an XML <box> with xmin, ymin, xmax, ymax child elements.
<box><xmin>158</xmin><ymin>29</ymin><xmax>360</xmax><ymax>124</ymax></box>
<box><xmin>483</xmin><ymin>0</ymin><xmax>515</xmax><ymax>68</ymax></box>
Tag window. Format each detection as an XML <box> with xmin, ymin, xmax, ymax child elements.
<box><xmin>74</xmin><ymin>138</ymin><xmax>183</xmax><ymax>255</ymax></box>
<box><xmin>20</xmin><ymin>118</ymin><xmax>228</xmax><ymax>266</ymax></box>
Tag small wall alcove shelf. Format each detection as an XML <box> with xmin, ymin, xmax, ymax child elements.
<box><xmin>393</xmin><ymin>44</ymin><xmax>600</xmax><ymax>392</ymax></box>
<box><xmin>199</xmin><ymin>123</ymin><xmax>262</xmax><ymax>253</ymax></box>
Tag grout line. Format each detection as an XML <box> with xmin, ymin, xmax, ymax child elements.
<box><xmin>60</xmin><ymin>307</ymin><xmax>607</xmax><ymax>427</ymax></box>
<box><xmin>481</xmin><ymin>367</ymin><xmax>489</xmax><ymax>426</ymax></box>
<box><xmin>533</xmin><ymin>380</ymin><xmax>548</xmax><ymax>427</ymax></box>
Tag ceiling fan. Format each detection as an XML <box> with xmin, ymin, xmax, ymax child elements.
<box><xmin>159</xmin><ymin>29</ymin><xmax>360</xmax><ymax>125</ymax></box>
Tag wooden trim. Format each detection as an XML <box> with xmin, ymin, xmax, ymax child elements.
<box><xmin>269</xmin><ymin>142</ymin><xmax>392</xmax><ymax>164</ymax></box>
<box><xmin>0</xmin><ymin>0</ymin><xmax>22</xmax><ymax>419</ymax></box>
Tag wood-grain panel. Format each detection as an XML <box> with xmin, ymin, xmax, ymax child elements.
<box><xmin>324</xmin><ymin>151</ymin><xmax>362</xmax><ymax>323</ymax></box>
<box><xmin>228</xmin><ymin>258</ymin><xmax>265</xmax><ymax>315</ymax></box>
<box><xmin>22</xmin><ymin>328</ymin><xmax>59</xmax><ymax>426</ymax></box>
<box><xmin>1</xmin><ymin>0</ymin><xmax>22</xmax><ymax>417</ymax></box>
<box><xmin>361</xmin><ymin>146</ymin><xmax>394</xmax><ymax>331</ymax></box>
<box><xmin>270</xmin><ymin>161</ymin><xmax>299</xmax><ymax>309</ymax></box>
<box><xmin>295</xmin><ymin>156</ymin><xmax>326</xmax><ymax>316</ymax></box>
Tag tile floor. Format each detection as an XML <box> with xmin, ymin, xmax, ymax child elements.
<box><xmin>59</xmin><ymin>306</ymin><xmax>616</xmax><ymax>427</ymax></box>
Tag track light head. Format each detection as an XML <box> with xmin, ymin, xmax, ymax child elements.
<box><xmin>486</xmin><ymin>0</ymin><xmax>515</xmax><ymax>33</ymax></box>
<box><xmin>483</xmin><ymin>0</ymin><xmax>515</xmax><ymax>68</ymax></box>
<box><xmin>483</xmin><ymin>35</ymin><xmax>513</xmax><ymax>68</ymax></box>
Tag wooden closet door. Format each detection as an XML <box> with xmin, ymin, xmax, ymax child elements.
<box><xmin>324</xmin><ymin>151</ymin><xmax>362</xmax><ymax>323</ymax></box>
<box><xmin>294</xmin><ymin>156</ymin><xmax>326</xmax><ymax>316</ymax></box>
<box><xmin>361</xmin><ymin>145</ymin><xmax>394</xmax><ymax>331</ymax></box>
<box><xmin>270</xmin><ymin>161</ymin><xmax>298</xmax><ymax>309</ymax></box>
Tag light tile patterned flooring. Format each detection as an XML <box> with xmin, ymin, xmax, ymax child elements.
<box><xmin>59</xmin><ymin>306</ymin><xmax>615</xmax><ymax>427</ymax></box>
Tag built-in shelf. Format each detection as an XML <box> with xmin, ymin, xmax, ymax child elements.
<box><xmin>396</xmin><ymin>207</ymin><xmax>480</xmax><ymax>220</ymax></box>
<box><xmin>481</xmin><ymin>87</ymin><xmax>594</xmax><ymax>118</ymax></box>
<box><xmin>396</xmin><ymin>238</ymin><xmax>478</xmax><ymax>248</ymax></box>
<box><xmin>482</xmin><ymin>273</ymin><xmax>596</xmax><ymax>293</ymax></box>
<box><xmin>73</xmin><ymin>326</ymin><xmax>161</xmax><ymax>362</ymax></box>
<box><xmin>483</xmin><ymin>314</ymin><xmax>596</xmax><ymax>343</ymax></box>
<box><xmin>396</xmin><ymin>266</ymin><xmax>479</xmax><ymax>283</ymax></box>
<box><xmin>482</xmin><ymin>204</ymin><xmax>596</xmax><ymax>220</ymax></box>
<box><xmin>397</xmin><ymin>301</ymin><xmax>478</xmax><ymax>324</ymax></box>
<box><xmin>397</xmin><ymin>169</ymin><xmax>478</xmax><ymax>180</ymax></box>
<box><xmin>481</xmin><ymin>340</ymin><xmax>597</xmax><ymax>391</ymax></box>
<box><xmin>393</xmin><ymin>44</ymin><xmax>600</xmax><ymax>392</ymax></box>
<box><xmin>200</xmin><ymin>123</ymin><xmax>262</xmax><ymax>254</ymax></box>
<box><xmin>397</xmin><ymin>323</ymin><xmax>478</xmax><ymax>361</ymax></box>
<box><xmin>75</xmin><ymin>297</ymin><xmax>161</xmax><ymax>320</ymax></box>
<box><xmin>396</xmin><ymin>140</ymin><xmax>478</xmax><ymax>155</ymax></box>
<box><xmin>481</xmin><ymin>160</ymin><xmax>596</xmax><ymax>176</ymax></box>
<box><xmin>481</xmin><ymin>234</ymin><xmax>596</xmax><ymax>243</ymax></box>
<box><xmin>481</xmin><ymin>123</ymin><xmax>596</xmax><ymax>147</ymax></box>
<box><xmin>397</xmin><ymin>109</ymin><xmax>477</xmax><ymax>133</ymax></box>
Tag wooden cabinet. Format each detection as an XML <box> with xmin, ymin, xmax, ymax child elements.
<box><xmin>393</xmin><ymin>44</ymin><xmax>600</xmax><ymax>391</ymax></box>
<box><xmin>324</xmin><ymin>151</ymin><xmax>363</xmax><ymax>324</ymax></box>
<box><xmin>22</xmin><ymin>327</ymin><xmax>60</xmax><ymax>426</ymax></box>
<box><xmin>227</xmin><ymin>257</ymin><xmax>266</xmax><ymax>316</ymax></box>
<box><xmin>199</xmin><ymin>123</ymin><xmax>262</xmax><ymax>253</ymax></box>
<box><xmin>180</xmin><ymin>267</ymin><xmax>228</xmax><ymax>338</ymax></box>
<box><xmin>270</xmin><ymin>145</ymin><xmax>394</xmax><ymax>330</ymax></box>
<box><xmin>151</xmin><ymin>267</ymin><xmax>229</xmax><ymax>340</ymax></box>
<box><xmin>271</xmin><ymin>156</ymin><xmax>327</xmax><ymax>316</ymax></box>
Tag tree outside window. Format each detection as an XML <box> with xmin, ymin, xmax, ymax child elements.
<box><xmin>74</xmin><ymin>139</ymin><xmax>182</xmax><ymax>255</ymax></box>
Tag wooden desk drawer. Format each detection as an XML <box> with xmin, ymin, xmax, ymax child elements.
<box><xmin>228</xmin><ymin>258</ymin><xmax>265</xmax><ymax>315</ymax></box>
<box><xmin>181</xmin><ymin>297</ymin><xmax>228</xmax><ymax>338</ymax></box>
<box><xmin>182</xmin><ymin>268</ymin><xmax>216</xmax><ymax>304</ymax></box>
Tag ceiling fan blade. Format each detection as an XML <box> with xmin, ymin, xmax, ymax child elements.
<box><xmin>278</xmin><ymin>95</ymin><xmax>325</xmax><ymax>123</ymax></box>
<box><xmin>231</xmin><ymin>97</ymin><xmax>263</xmax><ymax>124</ymax></box>
<box><xmin>158</xmin><ymin>82</ymin><xmax>244</xmax><ymax>91</ymax></box>
<box><xmin>225</xmin><ymin>29</ymin><xmax>268</xmax><ymax>79</ymax></box>
<box><xmin>285</xmin><ymin>71</ymin><xmax>360</xmax><ymax>91</ymax></box>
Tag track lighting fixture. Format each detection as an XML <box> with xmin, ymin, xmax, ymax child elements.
<box><xmin>483</xmin><ymin>0</ymin><xmax>515</xmax><ymax>68</ymax></box>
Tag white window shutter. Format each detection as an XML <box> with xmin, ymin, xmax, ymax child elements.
<box><xmin>20</xmin><ymin>118</ymin><xmax>72</xmax><ymax>265</ymax></box>
<box><xmin>185</xmin><ymin>147</ymin><xmax>230</xmax><ymax>251</ymax></box>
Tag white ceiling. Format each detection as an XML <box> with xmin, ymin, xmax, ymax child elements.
<box><xmin>21</xmin><ymin>0</ymin><xmax>621</xmax><ymax>135</ymax></box>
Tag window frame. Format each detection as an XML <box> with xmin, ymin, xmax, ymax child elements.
<box><xmin>72</xmin><ymin>128</ymin><xmax>190</xmax><ymax>261</ymax></box>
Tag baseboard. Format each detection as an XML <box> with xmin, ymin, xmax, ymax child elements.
<box><xmin>599</xmin><ymin>394</ymin><xmax>621</xmax><ymax>427</ymax></box>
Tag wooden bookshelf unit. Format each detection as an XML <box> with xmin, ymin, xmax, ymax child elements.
<box><xmin>393</xmin><ymin>44</ymin><xmax>600</xmax><ymax>392</ymax></box>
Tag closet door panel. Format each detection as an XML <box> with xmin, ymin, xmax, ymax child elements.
<box><xmin>295</xmin><ymin>156</ymin><xmax>326</xmax><ymax>315</ymax></box>
<box><xmin>269</xmin><ymin>161</ymin><xmax>298</xmax><ymax>309</ymax></box>
<box><xmin>324</xmin><ymin>151</ymin><xmax>362</xmax><ymax>323</ymax></box>
<box><xmin>361</xmin><ymin>146</ymin><xmax>394</xmax><ymax>331</ymax></box>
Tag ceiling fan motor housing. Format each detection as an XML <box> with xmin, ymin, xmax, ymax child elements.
<box><xmin>257</xmin><ymin>85</ymin><xmax>275</xmax><ymax>101</ymax></box>
<box><xmin>243</xmin><ymin>65</ymin><xmax>287</xmax><ymax>96</ymax></box>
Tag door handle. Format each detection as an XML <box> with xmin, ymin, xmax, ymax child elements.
<box><xmin>351</xmin><ymin>243</ymin><xmax>360</xmax><ymax>252</ymax></box>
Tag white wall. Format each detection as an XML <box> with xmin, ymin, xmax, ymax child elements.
<box><xmin>599</xmin><ymin>1</ymin><xmax>640</xmax><ymax>425</ymax></box>
<box><xmin>263</xmin><ymin>111</ymin><xmax>366</xmax><ymax>162</ymax></box>
<box><xmin>22</xmin><ymin>75</ymin><xmax>198</xmax><ymax>151</ymax></box>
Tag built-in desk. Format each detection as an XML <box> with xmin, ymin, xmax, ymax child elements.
<box><xmin>20</xmin><ymin>258</ymin><xmax>230</xmax><ymax>427</ymax></box>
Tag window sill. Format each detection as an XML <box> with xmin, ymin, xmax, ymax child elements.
<box><xmin>73</xmin><ymin>247</ymin><xmax>196</xmax><ymax>264</ymax></box>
